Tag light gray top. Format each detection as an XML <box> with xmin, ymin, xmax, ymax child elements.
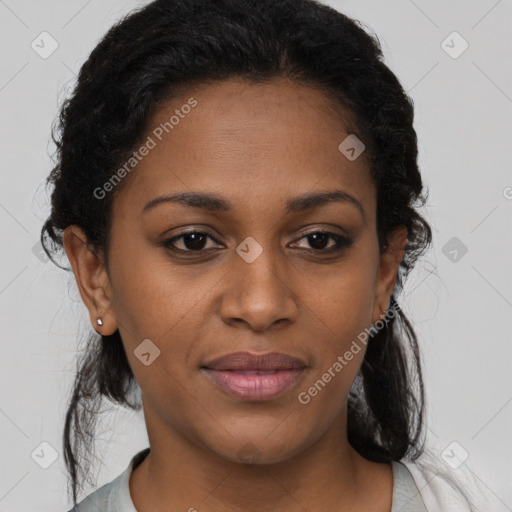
<box><xmin>68</xmin><ymin>448</ymin><xmax>428</xmax><ymax>511</ymax></box>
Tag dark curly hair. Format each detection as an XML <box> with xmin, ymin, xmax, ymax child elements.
<box><xmin>41</xmin><ymin>0</ymin><xmax>438</xmax><ymax>506</ymax></box>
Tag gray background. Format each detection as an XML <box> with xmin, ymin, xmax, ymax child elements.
<box><xmin>0</xmin><ymin>0</ymin><xmax>511</xmax><ymax>510</ymax></box>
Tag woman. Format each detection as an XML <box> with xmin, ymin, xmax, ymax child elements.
<box><xmin>41</xmin><ymin>0</ymin><xmax>480</xmax><ymax>510</ymax></box>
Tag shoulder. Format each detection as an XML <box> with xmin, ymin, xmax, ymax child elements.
<box><xmin>65</xmin><ymin>447</ymin><xmax>150</xmax><ymax>512</ymax></box>
<box><xmin>391</xmin><ymin>460</ymin><xmax>429</xmax><ymax>511</ymax></box>
<box><xmin>65</xmin><ymin>474</ymin><xmax>122</xmax><ymax>512</ymax></box>
<box><xmin>65</xmin><ymin>470</ymin><xmax>128</xmax><ymax>512</ymax></box>
<box><xmin>398</xmin><ymin>454</ymin><xmax>488</xmax><ymax>512</ymax></box>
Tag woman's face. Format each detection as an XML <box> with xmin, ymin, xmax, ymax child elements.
<box><xmin>72</xmin><ymin>77</ymin><xmax>406</xmax><ymax>464</ymax></box>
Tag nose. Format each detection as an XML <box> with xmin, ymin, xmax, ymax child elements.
<box><xmin>219</xmin><ymin>246</ymin><xmax>299</xmax><ymax>332</ymax></box>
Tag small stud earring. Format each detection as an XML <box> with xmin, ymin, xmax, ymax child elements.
<box><xmin>96</xmin><ymin>318</ymin><xmax>103</xmax><ymax>326</ymax></box>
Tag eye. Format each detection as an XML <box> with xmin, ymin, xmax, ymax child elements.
<box><xmin>163</xmin><ymin>230</ymin><xmax>222</xmax><ymax>252</ymax></box>
<box><xmin>162</xmin><ymin>229</ymin><xmax>353</xmax><ymax>255</ymax></box>
<box><xmin>291</xmin><ymin>230</ymin><xmax>353</xmax><ymax>252</ymax></box>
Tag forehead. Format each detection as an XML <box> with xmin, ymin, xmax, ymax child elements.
<box><xmin>114</xmin><ymin>77</ymin><xmax>375</xmax><ymax>220</ymax></box>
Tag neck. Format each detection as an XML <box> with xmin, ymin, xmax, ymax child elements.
<box><xmin>129</xmin><ymin>408</ymin><xmax>393</xmax><ymax>511</ymax></box>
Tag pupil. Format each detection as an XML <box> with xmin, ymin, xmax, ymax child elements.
<box><xmin>185</xmin><ymin>233</ymin><xmax>207</xmax><ymax>250</ymax></box>
<box><xmin>308</xmin><ymin>233</ymin><xmax>329</xmax><ymax>250</ymax></box>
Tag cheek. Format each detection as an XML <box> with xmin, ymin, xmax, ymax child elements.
<box><xmin>108</xmin><ymin>246</ymin><xmax>224</xmax><ymax>386</ymax></box>
<box><xmin>293</xmin><ymin>262</ymin><xmax>376</xmax><ymax>400</ymax></box>
<box><xmin>108</xmin><ymin>241</ymin><xmax>202</xmax><ymax>339</ymax></box>
<box><xmin>297</xmin><ymin>264</ymin><xmax>376</xmax><ymax>346</ymax></box>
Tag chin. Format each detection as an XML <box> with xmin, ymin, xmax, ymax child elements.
<box><xmin>207</xmin><ymin>434</ymin><xmax>308</xmax><ymax>466</ymax></box>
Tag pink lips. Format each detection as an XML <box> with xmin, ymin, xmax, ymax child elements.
<box><xmin>201</xmin><ymin>351</ymin><xmax>307</xmax><ymax>401</ymax></box>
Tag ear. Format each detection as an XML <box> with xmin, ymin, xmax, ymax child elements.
<box><xmin>63</xmin><ymin>225</ymin><xmax>118</xmax><ymax>335</ymax></box>
<box><xmin>372</xmin><ymin>226</ymin><xmax>408</xmax><ymax>324</ymax></box>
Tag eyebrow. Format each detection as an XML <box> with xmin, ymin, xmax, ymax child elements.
<box><xmin>141</xmin><ymin>189</ymin><xmax>365</xmax><ymax>220</ymax></box>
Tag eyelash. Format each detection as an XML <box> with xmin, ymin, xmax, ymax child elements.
<box><xmin>162</xmin><ymin>229</ymin><xmax>353</xmax><ymax>255</ymax></box>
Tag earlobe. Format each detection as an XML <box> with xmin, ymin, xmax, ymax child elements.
<box><xmin>63</xmin><ymin>225</ymin><xmax>118</xmax><ymax>335</ymax></box>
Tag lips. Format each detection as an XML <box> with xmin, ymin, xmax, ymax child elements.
<box><xmin>202</xmin><ymin>351</ymin><xmax>307</xmax><ymax>371</ymax></box>
<box><xmin>201</xmin><ymin>351</ymin><xmax>308</xmax><ymax>401</ymax></box>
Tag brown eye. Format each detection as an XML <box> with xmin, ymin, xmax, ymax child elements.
<box><xmin>163</xmin><ymin>231</ymin><xmax>221</xmax><ymax>252</ymax></box>
<box><xmin>291</xmin><ymin>231</ymin><xmax>353</xmax><ymax>252</ymax></box>
<box><xmin>163</xmin><ymin>229</ymin><xmax>353</xmax><ymax>256</ymax></box>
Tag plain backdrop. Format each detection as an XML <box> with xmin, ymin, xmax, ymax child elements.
<box><xmin>0</xmin><ymin>0</ymin><xmax>511</xmax><ymax>510</ymax></box>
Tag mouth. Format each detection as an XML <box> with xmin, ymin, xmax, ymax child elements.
<box><xmin>200</xmin><ymin>351</ymin><xmax>308</xmax><ymax>401</ymax></box>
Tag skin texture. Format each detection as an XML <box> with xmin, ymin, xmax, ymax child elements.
<box><xmin>63</xmin><ymin>77</ymin><xmax>407</xmax><ymax>511</ymax></box>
